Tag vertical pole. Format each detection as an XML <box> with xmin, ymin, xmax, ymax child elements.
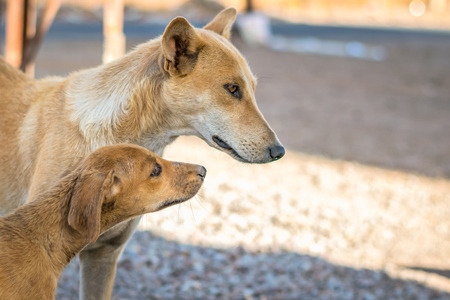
<box><xmin>245</xmin><ymin>0</ymin><xmax>253</xmax><ymax>13</ymax></box>
<box><xmin>22</xmin><ymin>0</ymin><xmax>61</xmax><ymax>75</ymax></box>
<box><xmin>5</xmin><ymin>0</ymin><xmax>25</xmax><ymax>68</ymax></box>
<box><xmin>23</xmin><ymin>0</ymin><xmax>37</xmax><ymax>76</ymax></box>
<box><xmin>103</xmin><ymin>0</ymin><xmax>125</xmax><ymax>64</ymax></box>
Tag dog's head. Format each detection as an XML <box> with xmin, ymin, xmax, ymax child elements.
<box><xmin>160</xmin><ymin>8</ymin><xmax>285</xmax><ymax>164</ymax></box>
<box><xmin>68</xmin><ymin>144</ymin><xmax>205</xmax><ymax>243</ymax></box>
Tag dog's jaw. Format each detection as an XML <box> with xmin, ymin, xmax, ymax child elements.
<box><xmin>190</xmin><ymin>113</ymin><xmax>284</xmax><ymax>164</ymax></box>
<box><xmin>211</xmin><ymin>135</ymin><xmax>251</xmax><ymax>163</ymax></box>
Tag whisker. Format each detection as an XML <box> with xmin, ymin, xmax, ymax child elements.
<box><xmin>231</xmin><ymin>160</ymin><xmax>248</xmax><ymax>173</ymax></box>
<box><xmin>194</xmin><ymin>194</ymin><xmax>207</xmax><ymax>212</ymax></box>
<box><xmin>189</xmin><ymin>200</ymin><xmax>196</xmax><ymax>222</ymax></box>
<box><xmin>177</xmin><ymin>202</ymin><xmax>182</xmax><ymax>221</ymax></box>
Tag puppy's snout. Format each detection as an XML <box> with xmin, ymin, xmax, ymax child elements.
<box><xmin>197</xmin><ymin>165</ymin><xmax>207</xmax><ymax>179</ymax></box>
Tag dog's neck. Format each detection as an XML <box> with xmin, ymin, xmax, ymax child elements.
<box><xmin>2</xmin><ymin>172</ymin><xmax>146</xmax><ymax>277</ymax></box>
<box><xmin>3</xmin><ymin>172</ymin><xmax>87</xmax><ymax>275</ymax></box>
<box><xmin>65</xmin><ymin>38</ymin><xmax>190</xmax><ymax>155</ymax></box>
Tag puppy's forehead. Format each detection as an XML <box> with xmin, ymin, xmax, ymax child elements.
<box><xmin>90</xmin><ymin>145</ymin><xmax>155</xmax><ymax>170</ymax></box>
<box><xmin>144</xmin><ymin>154</ymin><xmax>156</xmax><ymax>165</ymax></box>
<box><xmin>107</xmin><ymin>146</ymin><xmax>147</xmax><ymax>161</ymax></box>
<box><xmin>116</xmin><ymin>146</ymin><xmax>157</xmax><ymax>166</ymax></box>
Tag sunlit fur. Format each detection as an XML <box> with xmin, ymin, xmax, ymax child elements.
<box><xmin>0</xmin><ymin>8</ymin><xmax>283</xmax><ymax>299</ymax></box>
<box><xmin>0</xmin><ymin>144</ymin><xmax>204</xmax><ymax>299</ymax></box>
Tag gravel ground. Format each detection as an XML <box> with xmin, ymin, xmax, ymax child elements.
<box><xmin>4</xmin><ymin>7</ymin><xmax>449</xmax><ymax>299</ymax></box>
<box><xmin>57</xmin><ymin>234</ymin><xmax>449</xmax><ymax>300</ymax></box>
<box><xmin>56</xmin><ymin>137</ymin><xmax>450</xmax><ymax>300</ymax></box>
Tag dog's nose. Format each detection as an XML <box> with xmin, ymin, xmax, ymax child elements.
<box><xmin>268</xmin><ymin>145</ymin><xmax>285</xmax><ymax>161</ymax></box>
<box><xmin>198</xmin><ymin>166</ymin><xmax>207</xmax><ymax>179</ymax></box>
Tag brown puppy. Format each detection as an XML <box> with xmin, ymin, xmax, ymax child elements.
<box><xmin>0</xmin><ymin>7</ymin><xmax>284</xmax><ymax>299</ymax></box>
<box><xmin>0</xmin><ymin>144</ymin><xmax>205</xmax><ymax>300</ymax></box>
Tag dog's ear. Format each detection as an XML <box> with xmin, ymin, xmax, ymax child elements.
<box><xmin>68</xmin><ymin>170</ymin><xmax>115</xmax><ymax>244</ymax></box>
<box><xmin>162</xmin><ymin>17</ymin><xmax>204</xmax><ymax>77</ymax></box>
<box><xmin>203</xmin><ymin>7</ymin><xmax>237</xmax><ymax>40</ymax></box>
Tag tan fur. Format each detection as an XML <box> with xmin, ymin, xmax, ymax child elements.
<box><xmin>0</xmin><ymin>144</ymin><xmax>205</xmax><ymax>299</ymax></box>
<box><xmin>0</xmin><ymin>8</ymin><xmax>284</xmax><ymax>299</ymax></box>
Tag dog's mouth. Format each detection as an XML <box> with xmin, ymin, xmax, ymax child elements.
<box><xmin>212</xmin><ymin>135</ymin><xmax>249</xmax><ymax>163</ymax></box>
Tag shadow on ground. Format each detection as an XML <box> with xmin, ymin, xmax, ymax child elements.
<box><xmin>56</xmin><ymin>231</ymin><xmax>450</xmax><ymax>300</ymax></box>
<box><xmin>406</xmin><ymin>267</ymin><xmax>450</xmax><ymax>280</ymax></box>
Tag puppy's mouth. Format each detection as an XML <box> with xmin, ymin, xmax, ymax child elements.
<box><xmin>157</xmin><ymin>198</ymin><xmax>188</xmax><ymax>211</ymax></box>
<box><xmin>212</xmin><ymin>135</ymin><xmax>249</xmax><ymax>163</ymax></box>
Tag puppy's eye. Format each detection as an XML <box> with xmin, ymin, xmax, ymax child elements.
<box><xmin>224</xmin><ymin>83</ymin><xmax>241</xmax><ymax>99</ymax></box>
<box><xmin>150</xmin><ymin>163</ymin><xmax>162</xmax><ymax>177</ymax></box>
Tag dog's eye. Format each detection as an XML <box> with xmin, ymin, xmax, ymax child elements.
<box><xmin>150</xmin><ymin>163</ymin><xmax>162</xmax><ymax>177</ymax></box>
<box><xmin>224</xmin><ymin>83</ymin><xmax>241</xmax><ymax>99</ymax></box>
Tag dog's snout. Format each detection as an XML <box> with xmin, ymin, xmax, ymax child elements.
<box><xmin>197</xmin><ymin>166</ymin><xmax>207</xmax><ymax>179</ymax></box>
<box><xmin>268</xmin><ymin>145</ymin><xmax>285</xmax><ymax>161</ymax></box>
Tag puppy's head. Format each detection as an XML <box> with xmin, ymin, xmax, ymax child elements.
<box><xmin>68</xmin><ymin>144</ymin><xmax>206</xmax><ymax>243</ymax></box>
<box><xmin>160</xmin><ymin>8</ymin><xmax>285</xmax><ymax>164</ymax></box>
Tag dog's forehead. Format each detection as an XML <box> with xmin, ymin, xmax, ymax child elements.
<box><xmin>198</xmin><ymin>29</ymin><xmax>257</xmax><ymax>84</ymax></box>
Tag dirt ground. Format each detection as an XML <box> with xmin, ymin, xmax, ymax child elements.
<box><xmin>2</xmin><ymin>8</ymin><xmax>450</xmax><ymax>298</ymax></box>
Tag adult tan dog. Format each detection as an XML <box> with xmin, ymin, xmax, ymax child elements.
<box><xmin>0</xmin><ymin>144</ymin><xmax>206</xmax><ymax>300</ymax></box>
<box><xmin>0</xmin><ymin>7</ymin><xmax>284</xmax><ymax>299</ymax></box>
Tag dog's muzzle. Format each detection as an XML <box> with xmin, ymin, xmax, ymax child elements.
<box><xmin>212</xmin><ymin>135</ymin><xmax>247</xmax><ymax>162</ymax></box>
<box><xmin>212</xmin><ymin>136</ymin><xmax>233</xmax><ymax>150</ymax></box>
<box><xmin>213</xmin><ymin>135</ymin><xmax>285</xmax><ymax>163</ymax></box>
<box><xmin>268</xmin><ymin>144</ymin><xmax>285</xmax><ymax>161</ymax></box>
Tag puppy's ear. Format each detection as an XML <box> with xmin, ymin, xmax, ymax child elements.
<box><xmin>162</xmin><ymin>17</ymin><xmax>204</xmax><ymax>77</ymax></box>
<box><xmin>203</xmin><ymin>7</ymin><xmax>237</xmax><ymax>40</ymax></box>
<box><xmin>68</xmin><ymin>170</ymin><xmax>115</xmax><ymax>244</ymax></box>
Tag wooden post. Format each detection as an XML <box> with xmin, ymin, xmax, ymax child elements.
<box><xmin>103</xmin><ymin>0</ymin><xmax>125</xmax><ymax>64</ymax></box>
<box><xmin>22</xmin><ymin>0</ymin><xmax>61</xmax><ymax>77</ymax></box>
<box><xmin>23</xmin><ymin>0</ymin><xmax>37</xmax><ymax>76</ymax></box>
<box><xmin>5</xmin><ymin>0</ymin><xmax>25</xmax><ymax>68</ymax></box>
<box><xmin>245</xmin><ymin>0</ymin><xmax>253</xmax><ymax>12</ymax></box>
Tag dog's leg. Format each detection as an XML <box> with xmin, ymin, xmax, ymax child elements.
<box><xmin>78</xmin><ymin>217</ymin><xmax>141</xmax><ymax>300</ymax></box>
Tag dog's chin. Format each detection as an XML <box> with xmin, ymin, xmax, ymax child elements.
<box><xmin>156</xmin><ymin>198</ymin><xmax>189</xmax><ymax>211</ymax></box>
<box><xmin>211</xmin><ymin>136</ymin><xmax>251</xmax><ymax>163</ymax></box>
<box><xmin>228</xmin><ymin>149</ymin><xmax>251</xmax><ymax>163</ymax></box>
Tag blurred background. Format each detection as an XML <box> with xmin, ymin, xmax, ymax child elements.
<box><xmin>1</xmin><ymin>0</ymin><xmax>450</xmax><ymax>299</ymax></box>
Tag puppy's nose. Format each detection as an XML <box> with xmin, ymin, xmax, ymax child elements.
<box><xmin>198</xmin><ymin>166</ymin><xmax>207</xmax><ymax>179</ymax></box>
<box><xmin>268</xmin><ymin>144</ymin><xmax>285</xmax><ymax>161</ymax></box>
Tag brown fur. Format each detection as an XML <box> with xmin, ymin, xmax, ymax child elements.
<box><xmin>0</xmin><ymin>144</ymin><xmax>205</xmax><ymax>299</ymax></box>
<box><xmin>0</xmin><ymin>8</ymin><xmax>284</xmax><ymax>299</ymax></box>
